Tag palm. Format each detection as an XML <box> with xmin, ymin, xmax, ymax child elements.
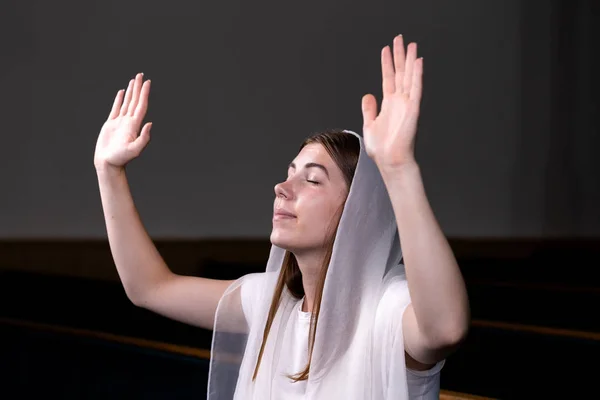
<box><xmin>362</xmin><ymin>36</ymin><xmax>423</xmax><ymax>168</ymax></box>
<box><xmin>94</xmin><ymin>73</ymin><xmax>152</xmax><ymax>169</ymax></box>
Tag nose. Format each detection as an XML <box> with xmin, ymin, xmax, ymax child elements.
<box><xmin>274</xmin><ymin>180</ymin><xmax>293</xmax><ymax>200</ymax></box>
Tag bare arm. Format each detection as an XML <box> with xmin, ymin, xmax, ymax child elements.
<box><xmin>94</xmin><ymin>73</ymin><xmax>232</xmax><ymax>330</ymax></box>
<box><xmin>97</xmin><ymin>166</ymin><xmax>233</xmax><ymax>330</ymax></box>
<box><xmin>381</xmin><ymin>163</ymin><xmax>469</xmax><ymax>366</ymax></box>
<box><xmin>362</xmin><ymin>36</ymin><xmax>470</xmax><ymax>367</ymax></box>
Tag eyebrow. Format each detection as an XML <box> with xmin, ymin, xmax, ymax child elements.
<box><xmin>289</xmin><ymin>162</ymin><xmax>330</xmax><ymax>178</ymax></box>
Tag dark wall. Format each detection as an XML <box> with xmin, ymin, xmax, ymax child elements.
<box><xmin>512</xmin><ymin>0</ymin><xmax>600</xmax><ymax>237</ymax></box>
<box><xmin>0</xmin><ymin>0</ymin><xmax>597</xmax><ymax>239</ymax></box>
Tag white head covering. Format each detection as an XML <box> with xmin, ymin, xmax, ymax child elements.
<box><xmin>207</xmin><ymin>130</ymin><xmax>410</xmax><ymax>399</ymax></box>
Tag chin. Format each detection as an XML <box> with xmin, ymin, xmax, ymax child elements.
<box><xmin>270</xmin><ymin>228</ymin><xmax>307</xmax><ymax>253</ymax></box>
<box><xmin>270</xmin><ymin>229</ymin><xmax>325</xmax><ymax>255</ymax></box>
<box><xmin>270</xmin><ymin>230</ymin><xmax>293</xmax><ymax>250</ymax></box>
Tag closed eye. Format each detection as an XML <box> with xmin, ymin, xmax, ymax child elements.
<box><xmin>307</xmin><ymin>180</ymin><xmax>320</xmax><ymax>185</ymax></box>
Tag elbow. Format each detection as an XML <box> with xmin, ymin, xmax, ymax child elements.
<box><xmin>128</xmin><ymin>294</ymin><xmax>144</xmax><ymax>308</ymax></box>
<box><xmin>122</xmin><ymin>282</ymin><xmax>147</xmax><ymax>308</ymax></box>
<box><xmin>124</xmin><ymin>288</ymin><xmax>142</xmax><ymax>307</ymax></box>
<box><xmin>449</xmin><ymin>316</ymin><xmax>471</xmax><ymax>348</ymax></box>
<box><xmin>441</xmin><ymin>321</ymin><xmax>469</xmax><ymax>348</ymax></box>
<box><xmin>122</xmin><ymin>269</ymin><xmax>173</xmax><ymax>309</ymax></box>
<box><xmin>427</xmin><ymin>314</ymin><xmax>470</xmax><ymax>351</ymax></box>
<box><xmin>423</xmin><ymin>324</ymin><xmax>468</xmax><ymax>356</ymax></box>
<box><xmin>438</xmin><ymin>298</ymin><xmax>471</xmax><ymax>348</ymax></box>
<box><xmin>123</xmin><ymin>273</ymin><xmax>170</xmax><ymax>309</ymax></box>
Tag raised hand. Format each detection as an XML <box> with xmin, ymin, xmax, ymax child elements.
<box><xmin>361</xmin><ymin>35</ymin><xmax>423</xmax><ymax>170</ymax></box>
<box><xmin>94</xmin><ymin>73</ymin><xmax>152</xmax><ymax>170</ymax></box>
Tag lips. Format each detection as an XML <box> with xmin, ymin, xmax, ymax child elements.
<box><xmin>274</xmin><ymin>209</ymin><xmax>297</xmax><ymax>219</ymax></box>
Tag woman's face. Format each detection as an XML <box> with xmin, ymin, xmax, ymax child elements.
<box><xmin>270</xmin><ymin>143</ymin><xmax>349</xmax><ymax>253</ymax></box>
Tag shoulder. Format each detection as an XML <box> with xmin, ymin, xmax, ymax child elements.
<box><xmin>240</xmin><ymin>272</ymin><xmax>266</xmax><ymax>296</ymax></box>
<box><xmin>376</xmin><ymin>270</ymin><xmax>411</xmax><ymax>329</ymax></box>
<box><xmin>240</xmin><ymin>272</ymin><xmax>266</xmax><ymax>320</ymax></box>
<box><xmin>373</xmin><ymin>268</ymin><xmax>411</xmax><ymax>350</ymax></box>
<box><xmin>375</xmin><ymin>269</ymin><xmax>446</xmax><ymax>379</ymax></box>
<box><xmin>239</xmin><ymin>272</ymin><xmax>280</xmax><ymax>326</ymax></box>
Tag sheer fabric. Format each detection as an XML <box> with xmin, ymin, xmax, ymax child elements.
<box><xmin>208</xmin><ymin>131</ymin><xmax>413</xmax><ymax>399</ymax></box>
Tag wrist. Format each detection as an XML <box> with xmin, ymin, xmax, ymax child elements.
<box><xmin>95</xmin><ymin>163</ymin><xmax>126</xmax><ymax>180</ymax></box>
<box><xmin>377</xmin><ymin>159</ymin><xmax>421</xmax><ymax>182</ymax></box>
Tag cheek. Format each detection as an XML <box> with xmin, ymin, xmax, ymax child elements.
<box><xmin>299</xmin><ymin>196</ymin><xmax>344</xmax><ymax>231</ymax></box>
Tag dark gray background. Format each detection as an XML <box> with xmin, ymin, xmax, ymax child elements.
<box><xmin>0</xmin><ymin>0</ymin><xmax>597</xmax><ymax>239</ymax></box>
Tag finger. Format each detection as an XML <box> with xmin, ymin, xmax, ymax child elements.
<box><xmin>381</xmin><ymin>46</ymin><xmax>396</xmax><ymax>96</ymax></box>
<box><xmin>108</xmin><ymin>89</ymin><xmax>124</xmax><ymax>120</ymax></box>
<box><xmin>361</xmin><ymin>94</ymin><xmax>378</xmax><ymax>128</ymax></box>
<box><xmin>409</xmin><ymin>57</ymin><xmax>424</xmax><ymax>105</ymax></box>
<box><xmin>393</xmin><ymin>35</ymin><xmax>406</xmax><ymax>92</ymax></box>
<box><xmin>127</xmin><ymin>73</ymin><xmax>144</xmax><ymax>116</ymax></box>
<box><xmin>403</xmin><ymin>43</ymin><xmax>418</xmax><ymax>95</ymax></box>
<box><xmin>134</xmin><ymin>80</ymin><xmax>151</xmax><ymax>118</ymax></box>
<box><xmin>119</xmin><ymin>79</ymin><xmax>134</xmax><ymax>116</ymax></box>
<box><xmin>128</xmin><ymin>122</ymin><xmax>152</xmax><ymax>156</ymax></box>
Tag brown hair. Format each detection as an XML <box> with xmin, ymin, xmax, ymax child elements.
<box><xmin>252</xmin><ymin>129</ymin><xmax>360</xmax><ymax>382</ymax></box>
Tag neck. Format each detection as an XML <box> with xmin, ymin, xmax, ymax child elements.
<box><xmin>293</xmin><ymin>250</ymin><xmax>326</xmax><ymax>313</ymax></box>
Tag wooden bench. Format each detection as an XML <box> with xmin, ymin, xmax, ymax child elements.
<box><xmin>1</xmin><ymin>317</ymin><xmax>497</xmax><ymax>399</ymax></box>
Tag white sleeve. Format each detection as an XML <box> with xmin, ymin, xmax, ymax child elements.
<box><xmin>376</xmin><ymin>275</ymin><xmax>411</xmax><ymax>337</ymax></box>
<box><xmin>376</xmin><ymin>276</ymin><xmax>445</xmax><ymax>392</ymax></box>
<box><xmin>239</xmin><ymin>272</ymin><xmax>266</xmax><ymax>329</ymax></box>
<box><xmin>406</xmin><ymin>359</ymin><xmax>445</xmax><ymax>397</ymax></box>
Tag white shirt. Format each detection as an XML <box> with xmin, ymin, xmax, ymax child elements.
<box><xmin>241</xmin><ymin>276</ymin><xmax>444</xmax><ymax>399</ymax></box>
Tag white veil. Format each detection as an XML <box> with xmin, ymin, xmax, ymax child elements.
<box><xmin>207</xmin><ymin>130</ymin><xmax>411</xmax><ymax>399</ymax></box>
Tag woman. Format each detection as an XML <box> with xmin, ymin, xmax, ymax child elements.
<box><xmin>94</xmin><ymin>35</ymin><xmax>469</xmax><ymax>399</ymax></box>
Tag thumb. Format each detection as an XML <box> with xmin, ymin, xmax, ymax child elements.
<box><xmin>361</xmin><ymin>94</ymin><xmax>377</xmax><ymax>129</ymax></box>
<box><xmin>129</xmin><ymin>122</ymin><xmax>152</xmax><ymax>155</ymax></box>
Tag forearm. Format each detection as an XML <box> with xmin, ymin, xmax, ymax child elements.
<box><xmin>96</xmin><ymin>166</ymin><xmax>172</xmax><ymax>302</ymax></box>
<box><xmin>380</xmin><ymin>162</ymin><xmax>469</xmax><ymax>345</ymax></box>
